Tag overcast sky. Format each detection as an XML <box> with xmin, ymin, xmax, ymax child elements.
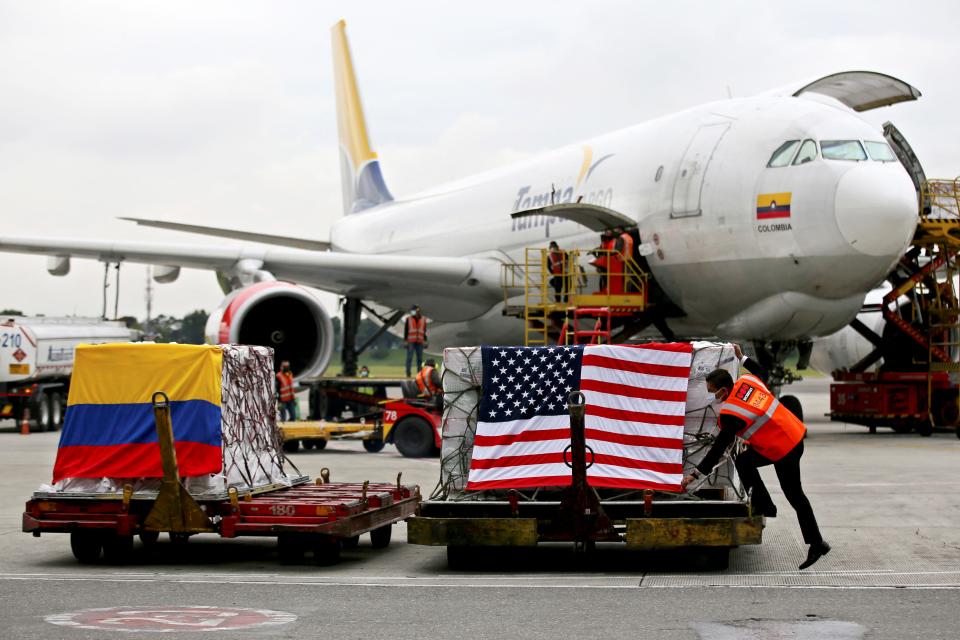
<box><xmin>1</xmin><ymin>0</ymin><xmax>957</xmax><ymax>320</ymax></box>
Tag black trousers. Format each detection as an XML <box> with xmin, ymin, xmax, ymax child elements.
<box><xmin>735</xmin><ymin>440</ymin><xmax>823</xmax><ymax>544</ymax></box>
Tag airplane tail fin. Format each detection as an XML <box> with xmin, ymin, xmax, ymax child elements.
<box><xmin>331</xmin><ymin>20</ymin><xmax>393</xmax><ymax>214</ymax></box>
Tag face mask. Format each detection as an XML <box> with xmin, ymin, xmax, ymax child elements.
<box><xmin>714</xmin><ymin>388</ymin><xmax>728</xmax><ymax>403</ymax></box>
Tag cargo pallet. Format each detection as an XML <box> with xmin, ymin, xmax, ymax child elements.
<box><xmin>408</xmin><ymin>392</ymin><xmax>763</xmax><ymax>568</ymax></box>
<box><xmin>23</xmin><ymin>393</ymin><xmax>420</xmax><ymax>565</ymax></box>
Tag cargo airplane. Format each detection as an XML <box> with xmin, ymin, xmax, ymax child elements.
<box><xmin>0</xmin><ymin>21</ymin><xmax>922</xmax><ymax>401</ymax></box>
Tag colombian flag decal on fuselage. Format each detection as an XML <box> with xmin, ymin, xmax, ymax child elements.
<box><xmin>756</xmin><ymin>192</ymin><xmax>792</xmax><ymax>219</ymax></box>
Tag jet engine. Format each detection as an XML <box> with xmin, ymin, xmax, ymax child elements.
<box><xmin>205</xmin><ymin>281</ymin><xmax>335</xmax><ymax>378</ymax></box>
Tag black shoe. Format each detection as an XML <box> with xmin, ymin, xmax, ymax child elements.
<box><xmin>798</xmin><ymin>541</ymin><xmax>831</xmax><ymax>570</ymax></box>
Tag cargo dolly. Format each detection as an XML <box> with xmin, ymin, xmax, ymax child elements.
<box><xmin>23</xmin><ymin>393</ymin><xmax>419</xmax><ymax>565</ymax></box>
<box><xmin>408</xmin><ymin>392</ymin><xmax>763</xmax><ymax>568</ymax></box>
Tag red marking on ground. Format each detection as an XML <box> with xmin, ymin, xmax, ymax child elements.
<box><xmin>45</xmin><ymin>606</ymin><xmax>296</xmax><ymax>633</ymax></box>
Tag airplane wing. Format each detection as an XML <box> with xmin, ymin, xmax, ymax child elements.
<box><xmin>117</xmin><ymin>217</ymin><xmax>332</xmax><ymax>251</ymax></box>
<box><xmin>764</xmin><ymin>70</ymin><xmax>921</xmax><ymax>112</ymax></box>
<box><xmin>0</xmin><ymin>235</ymin><xmax>503</xmax><ymax>322</ymax></box>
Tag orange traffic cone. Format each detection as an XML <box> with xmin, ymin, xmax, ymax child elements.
<box><xmin>20</xmin><ymin>408</ymin><xmax>30</xmax><ymax>435</ymax></box>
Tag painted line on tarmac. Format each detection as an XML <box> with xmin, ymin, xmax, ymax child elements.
<box><xmin>1</xmin><ymin>573</ymin><xmax>958</xmax><ymax>590</ymax></box>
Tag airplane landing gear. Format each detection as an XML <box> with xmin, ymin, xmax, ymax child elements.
<box><xmin>751</xmin><ymin>340</ymin><xmax>807</xmax><ymax>420</ymax></box>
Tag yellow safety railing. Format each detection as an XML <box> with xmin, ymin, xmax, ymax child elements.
<box><xmin>500</xmin><ymin>247</ymin><xmax>649</xmax><ymax>346</ymax></box>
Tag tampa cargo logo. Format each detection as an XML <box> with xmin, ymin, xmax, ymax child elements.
<box><xmin>511</xmin><ymin>145</ymin><xmax>615</xmax><ymax>237</ymax></box>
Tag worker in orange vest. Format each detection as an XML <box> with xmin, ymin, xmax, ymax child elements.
<box><xmin>275</xmin><ymin>360</ymin><xmax>298</xmax><ymax>422</ymax></box>
<box><xmin>615</xmin><ymin>227</ymin><xmax>635</xmax><ymax>292</ymax></box>
<box><xmin>681</xmin><ymin>344</ymin><xmax>830</xmax><ymax>570</ymax></box>
<box><xmin>590</xmin><ymin>230</ymin><xmax>616</xmax><ymax>293</ymax></box>
<box><xmin>547</xmin><ymin>241</ymin><xmax>566</xmax><ymax>302</ymax></box>
<box><xmin>415</xmin><ymin>358</ymin><xmax>442</xmax><ymax>399</ymax></box>
<box><xmin>404</xmin><ymin>305</ymin><xmax>428</xmax><ymax>377</ymax></box>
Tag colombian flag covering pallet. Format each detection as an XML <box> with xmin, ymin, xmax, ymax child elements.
<box><xmin>53</xmin><ymin>344</ymin><xmax>224</xmax><ymax>483</ymax></box>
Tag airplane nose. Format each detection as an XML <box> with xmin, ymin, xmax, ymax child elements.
<box><xmin>835</xmin><ymin>166</ymin><xmax>917</xmax><ymax>257</ymax></box>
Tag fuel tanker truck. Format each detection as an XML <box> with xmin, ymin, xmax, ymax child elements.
<box><xmin>0</xmin><ymin>316</ymin><xmax>138</xmax><ymax>431</ymax></box>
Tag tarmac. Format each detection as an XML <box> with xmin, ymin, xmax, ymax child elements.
<box><xmin>1</xmin><ymin>377</ymin><xmax>958</xmax><ymax>639</ymax></box>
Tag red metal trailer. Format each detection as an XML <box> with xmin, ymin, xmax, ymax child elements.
<box><xmin>23</xmin><ymin>394</ymin><xmax>420</xmax><ymax>565</ymax></box>
<box><xmin>24</xmin><ymin>476</ymin><xmax>419</xmax><ymax>565</ymax></box>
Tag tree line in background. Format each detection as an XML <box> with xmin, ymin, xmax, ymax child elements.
<box><xmin>0</xmin><ymin>308</ymin><xmax>209</xmax><ymax>345</ymax></box>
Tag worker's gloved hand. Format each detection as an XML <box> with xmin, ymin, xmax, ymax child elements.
<box><xmin>680</xmin><ymin>474</ymin><xmax>696</xmax><ymax>491</ymax></box>
<box><xmin>733</xmin><ymin>343</ymin><xmax>743</xmax><ymax>360</ymax></box>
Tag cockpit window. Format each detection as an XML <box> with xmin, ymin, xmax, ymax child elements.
<box><xmin>820</xmin><ymin>140</ymin><xmax>867</xmax><ymax>161</ymax></box>
<box><xmin>767</xmin><ymin>140</ymin><xmax>800</xmax><ymax>167</ymax></box>
<box><xmin>864</xmin><ymin>141</ymin><xmax>897</xmax><ymax>162</ymax></box>
<box><xmin>792</xmin><ymin>139</ymin><xmax>818</xmax><ymax>165</ymax></box>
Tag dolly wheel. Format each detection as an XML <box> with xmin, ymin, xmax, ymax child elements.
<box><xmin>278</xmin><ymin>534</ymin><xmax>307</xmax><ymax>565</ymax></box>
<box><xmin>916</xmin><ymin>418</ymin><xmax>934</xmax><ymax>437</ymax></box>
<box><xmin>342</xmin><ymin>535</ymin><xmax>360</xmax><ymax>549</ymax></box>
<box><xmin>370</xmin><ymin>525</ymin><xmax>392</xmax><ymax>549</ymax></box>
<box><xmin>446</xmin><ymin>546</ymin><xmax>471</xmax><ymax>570</ymax></box>
<box><xmin>70</xmin><ymin>531</ymin><xmax>103</xmax><ymax>564</ymax></box>
<box><xmin>282</xmin><ymin>439</ymin><xmax>300</xmax><ymax>453</ymax></box>
<box><xmin>314</xmin><ymin>439</ymin><xmax>328</xmax><ymax>450</ymax></box>
<box><xmin>103</xmin><ymin>533</ymin><xmax>134</xmax><ymax>564</ymax></box>
<box><xmin>362</xmin><ymin>439</ymin><xmax>385</xmax><ymax>453</ymax></box>
<box><xmin>313</xmin><ymin>536</ymin><xmax>342</xmax><ymax>566</ymax></box>
<box><xmin>139</xmin><ymin>531</ymin><xmax>160</xmax><ymax>547</ymax></box>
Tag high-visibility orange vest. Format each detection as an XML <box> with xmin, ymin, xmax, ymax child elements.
<box><xmin>406</xmin><ymin>316</ymin><xmax>426</xmax><ymax>343</ymax></box>
<box><xmin>548</xmin><ymin>249</ymin><xmax>565</xmax><ymax>275</ymax></box>
<box><xmin>720</xmin><ymin>373</ymin><xmax>805</xmax><ymax>461</ymax></box>
<box><xmin>276</xmin><ymin>371</ymin><xmax>296</xmax><ymax>403</ymax></box>
<box><xmin>416</xmin><ymin>365</ymin><xmax>441</xmax><ymax>395</ymax></box>
<box><xmin>619</xmin><ymin>232</ymin><xmax>634</xmax><ymax>261</ymax></box>
<box><xmin>591</xmin><ymin>237</ymin><xmax>615</xmax><ymax>270</ymax></box>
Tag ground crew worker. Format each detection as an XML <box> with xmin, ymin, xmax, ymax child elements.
<box><xmin>547</xmin><ymin>241</ymin><xmax>566</xmax><ymax>302</ymax></box>
<box><xmin>404</xmin><ymin>305</ymin><xmax>427</xmax><ymax>377</ymax></box>
<box><xmin>615</xmin><ymin>227</ymin><xmax>635</xmax><ymax>292</ymax></box>
<box><xmin>415</xmin><ymin>358</ymin><xmax>442</xmax><ymax>400</ymax></box>
<box><xmin>590</xmin><ymin>230</ymin><xmax>616</xmax><ymax>293</ymax></box>
<box><xmin>275</xmin><ymin>360</ymin><xmax>297</xmax><ymax>422</ymax></box>
<box><xmin>681</xmin><ymin>345</ymin><xmax>830</xmax><ymax>570</ymax></box>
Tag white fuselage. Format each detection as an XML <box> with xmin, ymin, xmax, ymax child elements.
<box><xmin>329</xmin><ymin>94</ymin><xmax>917</xmax><ymax>349</ymax></box>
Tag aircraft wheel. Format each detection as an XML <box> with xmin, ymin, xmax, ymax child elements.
<box><xmin>394</xmin><ymin>417</ymin><xmax>434</xmax><ymax>457</ymax></box>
